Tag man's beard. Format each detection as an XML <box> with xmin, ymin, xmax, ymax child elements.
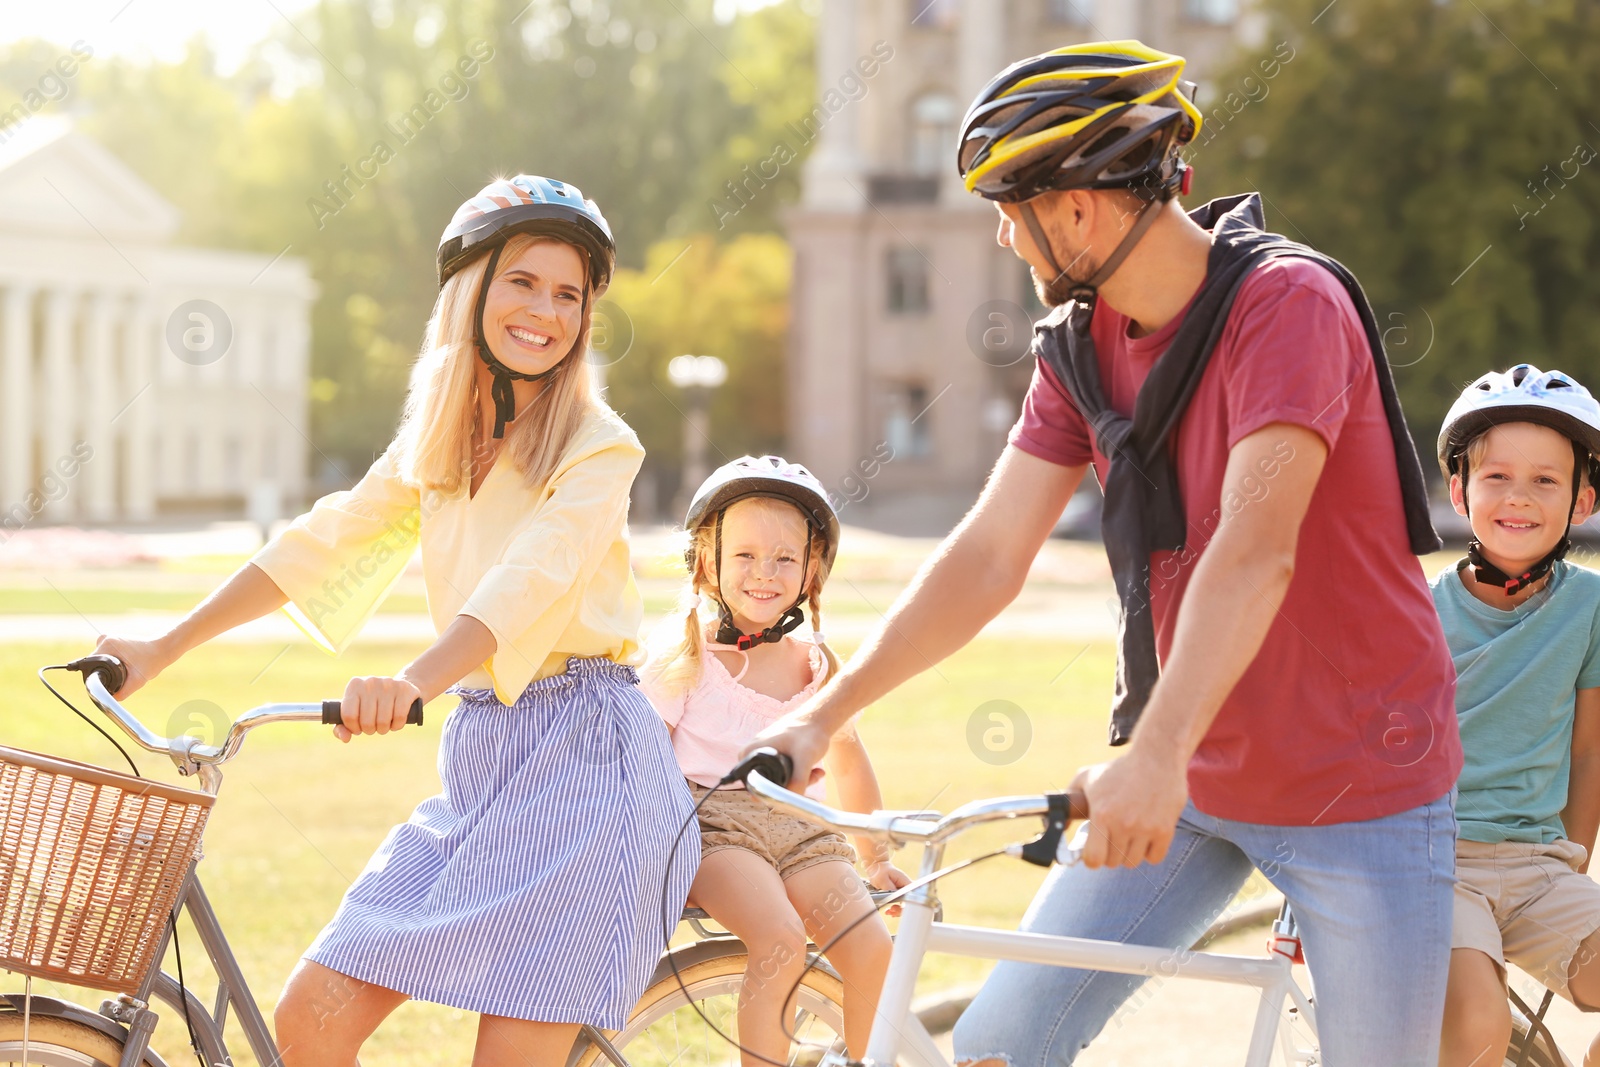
<box><xmin>1026</xmin><ymin>226</ymin><xmax>1101</xmax><ymax>307</ymax></box>
<box><xmin>1031</xmin><ymin>251</ymin><xmax>1100</xmax><ymax>308</ymax></box>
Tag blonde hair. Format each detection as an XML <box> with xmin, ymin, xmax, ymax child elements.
<box><xmin>390</xmin><ymin>232</ymin><xmax>598</xmax><ymax>493</ymax></box>
<box><xmin>653</xmin><ymin>496</ymin><xmax>841</xmax><ymax>695</ymax></box>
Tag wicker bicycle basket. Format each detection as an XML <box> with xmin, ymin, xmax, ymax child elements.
<box><xmin>0</xmin><ymin>746</ymin><xmax>213</xmax><ymax>994</ymax></box>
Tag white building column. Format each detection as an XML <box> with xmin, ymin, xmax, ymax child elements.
<box><xmin>41</xmin><ymin>288</ymin><xmax>78</xmax><ymax>523</ymax></box>
<box><xmin>801</xmin><ymin>0</ymin><xmax>865</xmax><ymax>210</ymax></box>
<box><xmin>278</xmin><ymin>302</ymin><xmax>312</xmax><ymax>504</ymax></box>
<box><xmin>83</xmin><ymin>292</ymin><xmax>119</xmax><ymax>521</ymax></box>
<box><xmin>123</xmin><ymin>297</ymin><xmax>156</xmax><ymax>521</ymax></box>
<box><xmin>950</xmin><ymin>0</ymin><xmax>1008</xmax><ymax>207</ymax></box>
<box><xmin>1</xmin><ymin>286</ymin><xmax>34</xmax><ymax>513</ymax></box>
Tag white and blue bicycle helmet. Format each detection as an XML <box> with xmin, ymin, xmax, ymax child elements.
<box><xmin>1438</xmin><ymin>364</ymin><xmax>1600</xmax><ymax>594</ymax></box>
<box><xmin>1438</xmin><ymin>364</ymin><xmax>1600</xmax><ymax>477</ymax></box>
<box><xmin>437</xmin><ymin>174</ymin><xmax>614</xmax><ymax>290</ymax></box>
<box><xmin>436</xmin><ymin>175</ymin><xmax>616</xmax><ymax>438</ymax></box>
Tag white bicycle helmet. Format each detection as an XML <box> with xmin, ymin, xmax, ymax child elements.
<box><xmin>684</xmin><ymin>456</ymin><xmax>839</xmax><ymax>568</ymax></box>
<box><xmin>684</xmin><ymin>456</ymin><xmax>840</xmax><ymax>651</ymax></box>
<box><xmin>1438</xmin><ymin>364</ymin><xmax>1600</xmax><ymax>595</ymax></box>
<box><xmin>1438</xmin><ymin>364</ymin><xmax>1600</xmax><ymax>478</ymax></box>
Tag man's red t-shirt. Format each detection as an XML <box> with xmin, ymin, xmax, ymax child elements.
<box><xmin>1012</xmin><ymin>257</ymin><xmax>1461</xmax><ymax>826</ymax></box>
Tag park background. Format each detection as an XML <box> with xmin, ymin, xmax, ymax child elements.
<box><xmin>5</xmin><ymin>0</ymin><xmax>1600</xmax><ymax>1061</ymax></box>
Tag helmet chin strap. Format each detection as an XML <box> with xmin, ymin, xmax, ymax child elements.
<box><xmin>1461</xmin><ymin>448</ymin><xmax>1582</xmax><ymax>596</ymax></box>
<box><xmin>709</xmin><ymin>509</ymin><xmax>812</xmax><ymax>651</ymax></box>
<box><xmin>1020</xmin><ymin>190</ymin><xmax>1167</xmax><ymax>326</ymax></box>
<box><xmin>474</xmin><ymin>244</ymin><xmax>586</xmax><ymax>439</ymax></box>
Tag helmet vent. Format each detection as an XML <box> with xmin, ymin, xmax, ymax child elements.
<box><xmin>1106</xmin><ymin>136</ymin><xmax>1157</xmax><ymax>179</ymax></box>
<box><xmin>1081</xmin><ymin>126</ymin><xmax>1129</xmax><ymax>162</ymax></box>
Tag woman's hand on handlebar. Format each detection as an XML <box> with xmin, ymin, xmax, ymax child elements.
<box><xmin>89</xmin><ymin>634</ymin><xmax>177</xmax><ymax>700</ymax></box>
<box><xmin>334</xmin><ymin>676</ymin><xmax>423</xmax><ymax>742</ymax></box>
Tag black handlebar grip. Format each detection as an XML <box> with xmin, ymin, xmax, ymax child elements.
<box><xmin>321</xmin><ymin>698</ymin><xmax>425</xmax><ymax>726</ymax></box>
<box><xmin>726</xmin><ymin>746</ymin><xmax>794</xmax><ymax>789</ymax></box>
<box><xmin>66</xmin><ymin>654</ymin><xmax>128</xmax><ymax>695</ymax></box>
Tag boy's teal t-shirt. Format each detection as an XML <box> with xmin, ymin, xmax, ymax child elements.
<box><xmin>1432</xmin><ymin>559</ymin><xmax>1600</xmax><ymax>843</ymax></box>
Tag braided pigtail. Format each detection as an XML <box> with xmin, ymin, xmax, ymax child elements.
<box><xmin>653</xmin><ymin>522</ymin><xmax>719</xmax><ymax>695</ymax></box>
<box><xmin>808</xmin><ymin>586</ymin><xmax>840</xmax><ymax>682</ymax></box>
<box><xmin>805</xmin><ymin>522</ymin><xmax>841</xmax><ymax>681</ymax></box>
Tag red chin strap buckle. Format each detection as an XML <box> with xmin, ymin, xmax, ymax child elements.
<box><xmin>1179</xmin><ymin>163</ymin><xmax>1194</xmax><ymax>197</ymax></box>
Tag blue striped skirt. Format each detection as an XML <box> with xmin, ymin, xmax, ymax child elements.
<box><xmin>304</xmin><ymin>656</ymin><xmax>699</xmax><ymax>1027</ymax></box>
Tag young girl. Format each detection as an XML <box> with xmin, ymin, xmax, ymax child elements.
<box><xmin>640</xmin><ymin>456</ymin><xmax>909</xmax><ymax>1066</ymax></box>
<box><xmin>89</xmin><ymin>175</ymin><xmax>695</xmax><ymax>1067</ymax></box>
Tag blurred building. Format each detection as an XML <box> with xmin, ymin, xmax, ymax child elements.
<box><xmin>0</xmin><ymin>118</ymin><xmax>315</xmax><ymax>527</ymax></box>
<box><xmin>786</xmin><ymin>0</ymin><xmax>1259</xmax><ymax>533</ymax></box>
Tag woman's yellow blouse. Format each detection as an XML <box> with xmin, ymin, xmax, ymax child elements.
<box><xmin>249</xmin><ymin>404</ymin><xmax>646</xmax><ymax>705</ymax></box>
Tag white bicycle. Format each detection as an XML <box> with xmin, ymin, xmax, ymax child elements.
<box><xmin>735</xmin><ymin>751</ymin><xmax>1567</xmax><ymax>1067</ymax></box>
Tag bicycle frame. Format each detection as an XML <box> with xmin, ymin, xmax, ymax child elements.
<box><xmin>93</xmin><ymin>867</ymin><xmax>279</xmax><ymax>1067</ymax></box>
<box><xmin>859</xmin><ymin>844</ymin><xmax>1316</xmax><ymax>1067</ymax></box>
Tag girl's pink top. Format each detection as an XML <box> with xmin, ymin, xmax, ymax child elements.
<box><xmin>640</xmin><ymin>623</ymin><xmax>830</xmax><ymax>800</ymax></box>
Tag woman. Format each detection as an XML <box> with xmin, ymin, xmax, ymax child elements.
<box><xmin>91</xmin><ymin>176</ymin><xmax>695</xmax><ymax>1067</ymax></box>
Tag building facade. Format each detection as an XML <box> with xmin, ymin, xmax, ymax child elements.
<box><xmin>0</xmin><ymin>118</ymin><xmax>315</xmax><ymax>530</ymax></box>
<box><xmin>786</xmin><ymin>0</ymin><xmax>1257</xmax><ymax>532</ymax></box>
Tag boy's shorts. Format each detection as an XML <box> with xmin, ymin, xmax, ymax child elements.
<box><xmin>1454</xmin><ymin>837</ymin><xmax>1600</xmax><ymax>1008</ymax></box>
<box><xmin>687</xmin><ymin>780</ymin><xmax>857</xmax><ymax>880</ymax></box>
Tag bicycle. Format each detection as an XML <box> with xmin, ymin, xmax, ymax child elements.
<box><xmin>734</xmin><ymin>749</ymin><xmax>1568</xmax><ymax>1067</ymax></box>
<box><xmin>0</xmin><ymin>657</ymin><xmax>853</xmax><ymax>1067</ymax></box>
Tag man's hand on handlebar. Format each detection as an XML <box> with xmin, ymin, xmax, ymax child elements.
<box><xmin>739</xmin><ymin>708</ymin><xmax>831</xmax><ymax>793</ymax></box>
<box><xmin>89</xmin><ymin>634</ymin><xmax>177</xmax><ymax>700</ymax></box>
<box><xmin>1070</xmin><ymin>745</ymin><xmax>1189</xmax><ymax>870</ymax></box>
<box><xmin>334</xmin><ymin>676</ymin><xmax>424</xmax><ymax>742</ymax></box>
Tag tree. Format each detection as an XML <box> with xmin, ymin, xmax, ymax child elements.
<box><xmin>3</xmin><ymin>0</ymin><xmax>816</xmax><ymax>484</ymax></box>
<box><xmin>602</xmin><ymin>232</ymin><xmax>791</xmax><ymax>518</ymax></box>
<box><xmin>1195</xmin><ymin>0</ymin><xmax>1600</xmax><ymax>466</ymax></box>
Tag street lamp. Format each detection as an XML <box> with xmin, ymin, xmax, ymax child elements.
<box><xmin>668</xmin><ymin>354</ymin><xmax>728</xmax><ymax>512</ymax></box>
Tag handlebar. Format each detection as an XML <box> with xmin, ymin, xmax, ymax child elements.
<box><xmin>62</xmin><ymin>655</ymin><xmax>424</xmax><ymax>775</ymax></box>
<box><xmin>729</xmin><ymin>747</ymin><xmax>1089</xmax><ymax>850</ymax></box>
<box><xmin>321</xmin><ymin>700</ymin><xmax>424</xmax><ymax>726</ymax></box>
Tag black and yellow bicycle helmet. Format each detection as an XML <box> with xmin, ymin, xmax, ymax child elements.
<box><xmin>958</xmin><ymin>42</ymin><xmax>1202</xmax><ymax>308</ymax></box>
<box><xmin>957</xmin><ymin>40</ymin><xmax>1201</xmax><ymax>204</ymax></box>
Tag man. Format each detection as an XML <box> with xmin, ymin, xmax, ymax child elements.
<box><xmin>748</xmin><ymin>42</ymin><xmax>1461</xmax><ymax>1064</ymax></box>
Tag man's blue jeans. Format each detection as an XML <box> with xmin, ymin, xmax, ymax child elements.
<box><xmin>952</xmin><ymin>793</ymin><xmax>1456</xmax><ymax>1067</ymax></box>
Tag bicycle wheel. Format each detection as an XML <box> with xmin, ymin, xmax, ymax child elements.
<box><xmin>0</xmin><ymin>1014</ymin><xmax>159</xmax><ymax>1066</ymax></box>
<box><xmin>569</xmin><ymin>947</ymin><xmax>848</xmax><ymax>1067</ymax></box>
<box><xmin>1503</xmin><ymin>1018</ymin><xmax>1568</xmax><ymax>1067</ymax></box>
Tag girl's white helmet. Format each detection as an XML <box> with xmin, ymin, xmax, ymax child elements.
<box><xmin>1437</xmin><ymin>364</ymin><xmax>1600</xmax><ymax>478</ymax></box>
<box><xmin>685</xmin><ymin>456</ymin><xmax>839</xmax><ymax>567</ymax></box>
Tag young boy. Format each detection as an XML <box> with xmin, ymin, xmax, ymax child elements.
<box><xmin>1435</xmin><ymin>364</ymin><xmax>1600</xmax><ymax>1067</ymax></box>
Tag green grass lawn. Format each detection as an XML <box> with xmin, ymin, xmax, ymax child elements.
<box><xmin>0</xmin><ymin>634</ymin><xmax>1123</xmax><ymax>1066</ymax></box>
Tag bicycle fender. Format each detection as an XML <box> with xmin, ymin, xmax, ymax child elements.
<box><xmin>0</xmin><ymin>994</ymin><xmax>173</xmax><ymax>1067</ymax></box>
